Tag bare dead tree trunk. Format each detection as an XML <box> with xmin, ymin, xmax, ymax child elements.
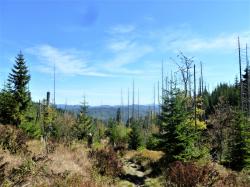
<box><xmin>128</xmin><ymin>88</ymin><xmax>130</xmax><ymax>127</ymax></box>
<box><xmin>45</xmin><ymin>92</ymin><xmax>50</xmax><ymax>154</ymax></box>
<box><xmin>174</xmin><ymin>52</ymin><xmax>193</xmax><ymax>97</ymax></box>
<box><xmin>154</xmin><ymin>83</ymin><xmax>156</xmax><ymax>116</ymax></box>
<box><xmin>121</xmin><ymin>88</ymin><xmax>123</xmax><ymax>124</ymax></box>
<box><xmin>238</xmin><ymin>37</ymin><xmax>243</xmax><ymax>111</ymax></box>
<box><xmin>200</xmin><ymin>61</ymin><xmax>204</xmax><ymax>94</ymax></box>
<box><xmin>165</xmin><ymin>76</ymin><xmax>168</xmax><ymax>98</ymax></box>
<box><xmin>53</xmin><ymin>63</ymin><xmax>56</xmax><ymax>106</ymax></box>
<box><xmin>161</xmin><ymin>60</ymin><xmax>164</xmax><ymax>104</ymax></box>
<box><xmin>158</xmin><ymin>80</ymin><xmax>160</xmax><ymax>114</ymax></box>
<box><xmin>246</xmin><ymin>44</ymin><xmax>250</xmax><ymax>116</ymax></box>
<box><xmin>194</xmin><ymin>65</ymin><xmax>197</xmax><ymax>130</ymax></box>
<box><xmin>132</xmin><ymin>80</ymin><xmax>135</xmax><ymax>120</ymax></box>
<box><xmin>138</xmin><ymin>88</ymin><xmax>140</xmax><ymax>120</ymax></box>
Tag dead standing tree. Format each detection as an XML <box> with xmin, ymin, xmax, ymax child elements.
<box><xmin>172</xmin><ymin>52</ymin><xmax>194</xmax><ymax>97</ymax></box>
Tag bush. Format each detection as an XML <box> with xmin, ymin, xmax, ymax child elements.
<box><xmin>109</xmin><ymin>124</ymin><xmax>129</xmax><ymax>148</ymax></box>
<box><xmin>166</xmin><ymin>161</ymin><xmax>219</xmax><ymax>187</ymax></box>
<box><xmin>19</xmin><ymin>121</ymin><xmax>41</xmax><ymax>139</ymax></box>
<box><xmin>90</xmin><ymin>147</ymin><xmax>122</xmax><ymax>177</ymax></box>
<box><xmin>146</xmin><ymin>135</ymin><xmax>159</xmax><ymax>150</ymax></box>
<box><xmin>0</xmin><ymin>125</ymin><xmax>28</xmax><ymax>154</ymax></box>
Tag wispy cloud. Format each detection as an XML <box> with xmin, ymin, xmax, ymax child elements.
<box><xmin>103</xmin><ymin>26</ymin><xmax>154</xmax><ymax>75</ymax></box>
<box><xmin>27</xmin><ymin>45</ymin><xmax>108</xmax><ymax>77</ymax></box>
<box><xmin>25</xmin><ymin>26</ymin><xmax>250</xmax><ymax>79</ymax></box>
<box><xmin>159</xmin><ymin>28</ymin><xmax>250</xmax><ymax>53</ymax></box>
<box><xmin>109</xmin><ymin>24</ymin><xmax>135</xmax><ymax>34</ymax></box>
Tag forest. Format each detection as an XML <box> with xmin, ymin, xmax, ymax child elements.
<box><xmin>0</xmin><ymin>40</ymin><xmax>249</xmax><ymax>187</ymax></box>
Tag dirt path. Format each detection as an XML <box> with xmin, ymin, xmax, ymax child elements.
<box><xmin>120</xmin><ymin>159</ymin><xmax>152</xmax><ymax>186</ymax></box>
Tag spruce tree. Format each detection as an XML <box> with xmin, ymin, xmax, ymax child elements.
<box><xmin>0</xmin><ymin>83</ymin><xmax>17</xmax><ymax>124</ymax></box>
<box><xmin>226</xmin><ymin>110</ymin><xmax>246</xmax><ymax>171</ymax></box>
<box><xmin>6</xmin><ymin>52</ymin><xmax>31</xmax><ymax>126</ymax></box>
<box><xmin>242</xmin><ymin>68</ymin><xmax>249</xmax><ymax>113</ymax></box>
<box><xmin>116</xmin><ymin>107</ymin><xmax>121</xmax><ymax>124</ymax></box>
<box><xmin>243</xmin><ymin>117</ymin><xmax>250</xmax><ymax>169</ymax></box>
<box><xmin>73</xmin><ymin>97</ymin><xmax>92</xmax><ymax>140</ymax></box>
<box><xmin>157</xmin><ymin>88</ymin><xmax>201</xmax><ymax>163</ymax></box>
<box><xmin>157</xmin><ymin>89</ymin><xmax>184</xmax><ymax>162</ymax></box>
<box><xmin>128</xmin><ymin>121</ymin><xmax>142</xmax><ymax>150</ymax></box>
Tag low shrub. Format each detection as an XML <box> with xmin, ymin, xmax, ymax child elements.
<box><xmin>19</xmin><ymin>121</ymin><xmax>41</xmax><ymax>139</ymax></box>
<box><xmin>166</xmin><ymin>161</ymin><xmax>219</xmax><ymax>187</ymax></box>
<box><xmin>90</xmin><ymin>147</ymin><xmax>122</xmax><ymax>177</ymax></box>
<box><xmin>0</xmin><ymin>125</ymin><xmax>28</xmax><ymax>154</ymax></box>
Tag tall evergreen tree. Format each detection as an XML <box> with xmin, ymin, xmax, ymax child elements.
<box><xmin>5</xmin><ymin>52</ymin><xmax>31</xmax><ymax>125</ymax></box>
<box><xmin>157</xmin><ymin>88</ymin><xmax>196</xmax><ymax>162</ymax></box>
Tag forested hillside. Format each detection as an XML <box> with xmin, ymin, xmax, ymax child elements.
<box><xmin>57</xmin><ymin>104</ymin><xmax>159</xmax><ymax>122</ymax></box>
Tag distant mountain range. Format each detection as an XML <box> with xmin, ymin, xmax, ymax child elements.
<box><xmin>56</xmin><ymin>104</ymin><xmax>160</xmax><ymax>121</ymax></box>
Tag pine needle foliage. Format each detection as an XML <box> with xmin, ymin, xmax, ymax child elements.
<box><xmin>0</xmin><ymin>52</ymin><xmax>31</xmax><ymax>126</ymax></box>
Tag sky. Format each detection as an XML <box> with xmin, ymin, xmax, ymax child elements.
<box><xmin>0</xmin><ymin>0</ymin><xmax>250</xmax><ymax>106</ymax></box>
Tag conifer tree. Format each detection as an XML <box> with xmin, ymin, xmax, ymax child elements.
<box><xmin>242</xmin><ymin>67</ymin><xmax>249</xmax><ymax>114</ymax></box>
<box><xmin>226</xmin><ymin>110</ymin><xmax>247</xmax><ymax>171</ymax></box>
<box><xmin>243</xmin><ymin>117</ymin><xmax>250</xmax><ymax>169</ymax></box>
<box><xmin>157</xmin><ymin>89</ymin><xmax>186</xmax><ymax>162</ymax></box>
<box><xmin>128</xmin><ymin>121</ymin><xmax>142</xmax><ymax>150</ymax></box>
<box><xmin>116</xmin><ymin>107</ymin><xmax>121</xmax><ymax>124</ymax></box>
<box><xmin>73</xmin><ymin>97</ymin><xmax>92</xmax><ymax>140</ymax></box>
<box><xmin>5</xmin><ymin>52</ymin><xmax>31</xmax><ymax>125</ymax></box>
<box><xmin>0</xmin><ymin>83</ymin><xmax>17</xmax><ymax>124</ymax></box>
<box><xmin>157</xmin><ymin>88</ymin><xmax>203</xmax><ymax>163</ymax></box>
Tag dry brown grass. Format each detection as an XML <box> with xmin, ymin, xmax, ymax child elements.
<box><xmin>26</xmin><ymin>139</ymin><xmax>45</xmax><ymax>155</ymax></box>
<box><xmin>0</xmin><ymin>148</ymin><xmax>23</xmax><ymax>174</ymax></box>
<box><xmin>1</xmin><ymin>139</ymin><xmax>116</xmax><ymax>186</ymax></box>
<box><xmin>124</xmin><ymin>149</ymin><xmax>164</xmax><ymax>162</ymax></box>
<box><xmin>48</xmin><ymin>144</ymin><xmax>91</xmax><ymax>177</ymax></box>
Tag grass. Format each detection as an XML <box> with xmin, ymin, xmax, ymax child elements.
<box><xmin>123</xmin><ymin>149</ymin><xmax>164</xmax><ymax>162</ymax></box>
<box><xmin>0</xmin><ymin>138</ymin><xmax>118</xmax><ymax>186</ymax></box>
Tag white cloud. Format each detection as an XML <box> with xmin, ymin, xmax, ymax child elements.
<box><xmin>108</xmin><ymin>39</ymin><xmax>135</xmax><ymax>52</ymax></box>
<box><xmin>27</xmin><ymin>44</ymin><xmax>108</xmax><ymax>77</ymax></box>
<box><xmin>103</xmin><ymin>38</ymin><xmax>153</xmax><ymax>75</ymax></box>
<box><xmin>109</xmin><ymin>24</ymin><xmax>135</xmax><ymax>34</ymax></box>
<box><xmin>160</xmin><ymin>29</ymin><xmax>250</xmax><ymax>53</ymax></box>
<box><xmin>26</xmin><ymin>27</ymin><xmax>250</xmax><ymax>79</ymax></box>
<box><xmin>105</xmin><ymin>44</ymin><xmax>153</xmax><ymax>68</ymax></box>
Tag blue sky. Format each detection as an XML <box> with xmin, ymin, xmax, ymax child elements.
<box><xmin>0</xmin><ymin>0</ymin><xmax>250</xmax><ymax>105</ymax></box>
